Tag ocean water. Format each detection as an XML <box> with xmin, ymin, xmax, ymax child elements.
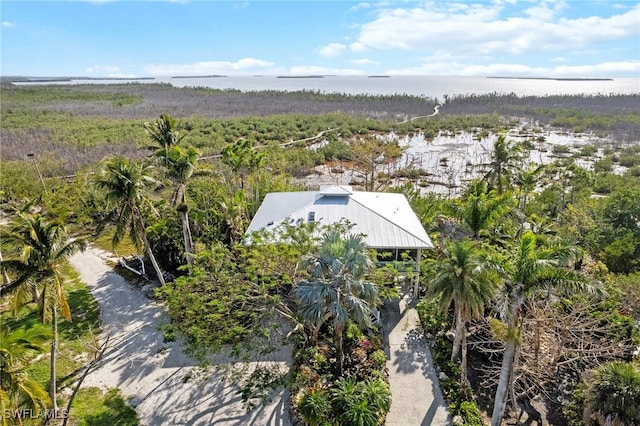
<box><xmin>17</xmin><ymin>75</ymin><xmax>640</xmax><ymax>99</ymax></box>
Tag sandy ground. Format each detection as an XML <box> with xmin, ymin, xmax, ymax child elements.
<box><xmin>69</xmin><ymin>248</ymin><xmax>292</xmax><ymax>426</ymax></box>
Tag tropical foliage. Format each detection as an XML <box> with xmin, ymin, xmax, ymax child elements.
<box><xmin>1</xmin><ymin>85</ymin><xmax>639</xmax><ymax>426</ymax></box>
<box><xmin>1</xmin><ymin>214</ymin><xmax>86</xmax><ymax>412</ymax></box>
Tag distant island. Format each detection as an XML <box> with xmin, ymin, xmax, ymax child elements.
<box><xmin>368</xmin><ymin>75</ymin><xmax>390</xmax><ymax>78</ymax></box>
<box><xmin>277</xmin><ymin>75</ymin><xmax>324</xmax><ymax>79</ymax></box>
<box><xmin>487</xmin><ymin>76</ymin><xmax>614</xmax><ymax>81</ymax></box>
<box><xmin>172</xmin><ymin>75</ymin><xmax>227</xmax><ymax>79</ymax></box>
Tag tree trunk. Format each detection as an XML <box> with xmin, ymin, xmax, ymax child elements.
<box><xmin>31</xmin><ymin>285</ymin><xmax>39</xmax><ymax>304</ymax></box>
<box><xmin>510</xmin><ymin>344</ymin><xmax>521</xmax><ymax>415</ymax></box>
<box><xmin>0</xmin><ymin>249</ymin><xmax>10</xmax><ymax>286</ymax></box>
<box><xmin>491</xmin><ymin>340</ymin><xmax>517</xmax><ymax>426</ymax></box>
<box><xmin>460</xmin><ymin>324</ymin><xmax>467</xmax><ymax>389</ymax></box>
<box><xmin>460</xmin><ymin>325</ymin><xmax>468</xmax><ymax>386</ymax></box>
<box><xmin>335</xmin><ymin>325</ymin><xmax>344</xmax><ymax>376</ymax></box>
<box><xmin>311</xmin><ymin>324</ymin><xmax>319</xmax><ymax>346</ymax></box>
<box><xmin>143</xmin><ymin>234</ymin><xmax>166</xmax><ymax>286</ymax></box>
<box><xmin>451</xmin><ymin>306</ymin><xmax>464</xmax><ymax>362</ymax></box>
<box><xmin>50</xmin><ymin>307</ymin><xmax>58</xmax><ymax>412</ymax></box>
<box><xmin>180</xmin><ymin>210</ymin><xmax>194</xmax><ymax>266</ymax></box>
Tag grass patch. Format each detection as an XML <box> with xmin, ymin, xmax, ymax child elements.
<box><xmin>92</xmin><ymin>232</ymin><xmax>138</xmax><ymax>257</ymax></box>
<box><xmin>68</xmin><ymin>387</ymin><xmax>138</xmax><ymax>426</ymax></box>
<box><xmin>6</xmin><ymin>264</ymin><xmax>101</xmax><ymax>385</ymax></box>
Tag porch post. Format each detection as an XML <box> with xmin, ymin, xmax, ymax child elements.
<box><xmin>414</xmin><ymin>248</ymin><xmax>421</xmax><ymax>298</ymax></box>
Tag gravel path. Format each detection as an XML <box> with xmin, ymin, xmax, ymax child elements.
<box><xmin>70</xmin><ymin>247</ymin><xmax>291</xmax><ymax>426</ymax></box>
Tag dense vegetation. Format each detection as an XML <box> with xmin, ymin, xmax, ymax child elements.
<box><xmin>1</xmin><ymin>83</ymin><xmax>639</xmax><ymax>425</ymax></box>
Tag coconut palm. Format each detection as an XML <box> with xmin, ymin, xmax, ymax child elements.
<box><xmin>584</xmin><ymin>361</ymin><xmax>640</xmax><ymax>426</ymax></box>
<box><xmin>93</xmin><ymin>156</ymin><xmax>166</xmax><ymax>285</ymax></box>
<box><xmin>294</xmin><ymin>232</ymin><xmax>379</xmax><ymax>376</ymax></box>
<box><xmin>426</xmin><ymin>239</ymin><xmax>500</xmax><ymax>386</ymax></box>
<box><xmin>144</xmin><ymin>114</ymin><xmax>184</xmax><ymax>157</ymax></box>
<box><xmin>450</xmin><ymin>180</ymin><xmax>515</xmax><ymax>240</ymax></box>
<box><xmin>482</xmin><ymin>135</ymin><xmax>522</xmax><ymax>194</ymax></box>
<box><xmin>158</xmin><ymin>146</ymin><xmax>201</xmax><ymax>266</ymax></box>
<box><xmin>221</xmin><ymin>139</ymin><xmax>265</xmax><ymax>190</ymax></box>
<box><xmin>0</xmin><ymin>214</ymin><xmax>85</xmax><ymax>412</ymax></box>
<box><xmin>0</xmin><ymin>325</ymin><xmax>51</xmax><ymax>424</ymax></box>
<box><xmin>491</xmin><ymin>231</ymin><xmax>584</xmax><ymax>426</ymax></box>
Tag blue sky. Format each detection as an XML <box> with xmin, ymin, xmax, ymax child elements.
<box><xmin>2</xmin><ymin>0</ymin><xmax>639</xmax><ymax>78</ymax></box>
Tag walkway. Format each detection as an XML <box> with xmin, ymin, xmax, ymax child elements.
<box><xmin>383</xmin><ymin>288</ymin><xmax>451</xmax><ymax>426</ymax></box>
<box><xmin>70</xmin><ymin>248</ymin><xmax>291</xmax><ymax>426</ymax></box>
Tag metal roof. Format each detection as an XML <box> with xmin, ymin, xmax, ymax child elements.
<box><xmin>246</xmin><ymin>185</ymin><xmax>433</xmax><ymax>249</ymax></box>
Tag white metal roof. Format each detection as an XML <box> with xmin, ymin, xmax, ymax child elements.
<box><xmin>246</xmin><ymin>185</ymin><xmax>433</xmax><ymax>249</ymax></box>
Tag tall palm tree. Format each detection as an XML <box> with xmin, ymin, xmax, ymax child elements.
<box><xmin>0</xmin><ymin>214</ymin><xmax>85</xmax><ymax>412</ymax></box>
<box><xmin>93</xmin><ymin>156</ymin><xmax>166</xmax><ymax>285</ymax></box>
<box><xmin>491</xmin><ymin>231</ymin><xmax>583</xmax><ymax>426</ymax></box>
<box><xmin>144</xmin><ymin>114</ymin><xmax>184</xmax><ymax>157</ymax></box>
<box><xmin>450</xmin><ymin>180</ymin><xmax>515</xmax><ymax>239</ymax></box>
<box><xmin>294</xmin><ymin>232</ymin><xmax>379</xmax><ymax>376</ymax></box>
<box><xmin>159</xmin><ymin>146</ymin><xmax>200</xmax><ymax>266</ymax></box>
<box><xmin>483</xmin><ymin>135</ymin><xmax>522</xmax><ymax>194</ymax></box>
<box><xmin>584</xmin><ymin>361</ymin><xmax>640</xmax><ymax>426</ymax></box>
<box><xmin>0</xmin><ymin>325</ymin><xmax>51</xmax><ymax>425</ymax></box>
<box><xmin>426</xmin><ymin>239</ymin><xmax>499</xmax><ymax>386</ymax></box>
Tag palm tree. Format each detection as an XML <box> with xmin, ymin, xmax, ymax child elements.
<box><xmin>220</xmin><ymin>139</ymin><xmax>265</xmax><ymax>190</ymax></box>
<box><xmin>491</xmin><ymin>230</ymin><xmax>583</xmax><ymax>426</ymax></box>
<box><xmin>0</xmin><ymin>325</ymin><xmax>51</xmax><ymax>425</ymax></box>
<box><xmin>426</xmin><ymin>239</ymin><xmax>499</xmax><ymax>386</ymax></box>
<box><xmin>515</xmin><ymin>164</ymin><xmax>545</xmax><ymax>213</ymax></box>
<box><xmin>584</xmin><ymin>361</ymin><xmax>640</xmax><ymax>426</ymax></box>
<box><xmin>450</xmin><ymin>180</ymin><xmax>515</xmax><ymax>239</ymax></box>
<box><xmin>93</xmin><ymin>156</ymin><xmax>166</xmax><ymax>285</ymax></box>
<box><xmin>0</xmin><ymin>214</ymin><xmax>85</xmax><ymax>412</ymax></box>
<box><xmin>144</xmin><ymin>114</ymin><xmax>184</xmax><ymax>157</ymax></box>
<box><xmin>294</xmin><ymin>232</ymin><xmax>379</xmax><ymax>376</ymax></box>
<box><xmin>158</xmin><ymin>146</ymin><xmax>200</xmax><ymax>266</ymax></box>
<box><xmin>482</xmin><ymin>135</ymin><xmax>522</xmax><ymax>194</ymax></box>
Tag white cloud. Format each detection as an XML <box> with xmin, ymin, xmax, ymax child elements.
<box><xmin>289</xmin><ymin>65</ymin><xmax>365</xmax><ymax>76</ymax></box>
<box><xmin>2</xmin><ymin>21</ymin><xmax>15</xmax><ymax>28</ymax></box>
<box><xmin>144</xmin><ymin>58</ymin><xmax>277</xmax><ymax>76</ymax></box>
<box><xmin>349</xmin><ymin>3</ymin><xmax>371</xmax><ymax>12</ymax></box>
<box><xmin>552</xmin><ymin>56</ymin><xmax>567</xmax><ymax>63</ymax></box>
<box><xmin>553</xmin><ymin>60</ymin><xmax>640</xmax><ymax>76</ymax></box>
<box><xmin>350</xmin><ymin>2</ymin><xmax>640</xmax><ymax>56</ymax></box>
<box><xmin>386</xmin><ymin>60</ymin><xmax>640</xmax><ymax>77</ymax></box>
<box><xmin>86</xmin><ymin>65</ymin><xmax>123</xmax><ymax>74</ymax></box>
<box><xmin>351</xmin><ymin>58</ymin><xmax>376</xmax><ymax>65</ymax></box>
<box><xmin>317</xmin><ymin>43</ymin><xmax>347</xmax><ymax>58</ymax></box>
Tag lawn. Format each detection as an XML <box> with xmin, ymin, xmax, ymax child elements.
<box><xmin>2</xmin><ymin>263</ymin><xmax>139</xmax><ymax>425</ymax></box>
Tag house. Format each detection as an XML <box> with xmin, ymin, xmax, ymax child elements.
<box><xmin>245</xmin><ymin>185</ymin><xmax>433</xmax><ymax>296</ymax></box>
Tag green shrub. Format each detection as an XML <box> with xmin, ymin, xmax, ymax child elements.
<box><xmin>594</xmin><ymin>157</ymin><xmax>614</xmax><ymax>173</ymax></box>
<box><xmin>584</xmin><ymin>361</ymin><xmax>640</xmax><ymax>426</ymax></box>
<box><xmin>331</xmin><ymin>377</ymin><xmax>390</xmax><ymax>426</ymax></box>
<box><xmin>457</xmin><ymin>400</ymin><xmax>484</xmax><ymax>426</ymax></box>
<box><xmin>370</xmin><ymin>350</ymin><xmax>387</xmax><ymax>369</ymax></box>
<box><xmin>297</xmin><ymin>387</ymin><xmax>332</xmax><ymax>426</ymax></box>
<box><xmin>416</xmin><ymin>299</ymin><xmax>450</xmax><ymax>336</ymax></box>
<box><xmin>580</xmin><ymin>145</ymin><xmax>598</xmax><ymax>157</ymax></box>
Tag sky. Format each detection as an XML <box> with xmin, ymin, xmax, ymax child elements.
<box><xmin>1</xmin><ymin>0</ymin><xmax>639</xmax><ymax>78</ymax></box>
